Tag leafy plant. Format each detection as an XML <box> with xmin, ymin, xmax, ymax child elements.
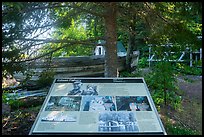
<box><xmin>166</xmin><ymin>123</ymin><xmax>199</xmax><ymax>135</ymax></box>
<box><xmin>45</xmin><ymin>18</ymin><xmax>93</xmax><ymax>57</ymax></box>
<box><xmin>138</xmin><ymin>57</ymin><xmax>149</xmax><ymax>68</ymax></box>
<box><xmin>2</xmin><ymin>93</ymin><xmax>26</xmax><ymax>110</ymax></box>
<box><xmin>145</xmin><ymin>61</ymin><xmax>182</xmax><ymax>110</ymax></box>
<box><xmin>37</xmin><ymin>69</ymin><xmax>55</xmax><ymax>88</ymax></box>
<box><xmin>175</xmin><ymin>63</ymin><xmax>202</xmax><ymax>75</ymax></box>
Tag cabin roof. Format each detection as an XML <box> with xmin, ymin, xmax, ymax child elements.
<box><xmin>96</xmin><ymin>40</ymin><xmax>126</xmax><ymax>53</ymax></box>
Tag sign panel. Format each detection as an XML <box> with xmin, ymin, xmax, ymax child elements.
<box><xmin>29</xmin><ymin>78</ymin><xmax>166</xmax><ymax>135</ymax></box>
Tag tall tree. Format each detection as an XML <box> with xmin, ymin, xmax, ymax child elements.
<box><xmin>2</xmin><ymin>2</ymin><xmax>120</xmax><ymax>77</ymax></box>
<box><xmin>103</xmin><ymin>3</ymin><xmax>118</xmax><ymax>77</ymax></box>
<box><xmin>2</xmin><ymin>2</ymin><xmax>202</xmax><ymax>78</ymax></box>
<box><xmin>117</xmin><ymin>2</ymin><xmax>148</xmax><ymax>72</ymax></box>
<box><xmin>2</xmin><ymin>2</ymin><xmax>54</xmax><ymax>77</ymax></box>
<box><xmin>46</xmin><ymin>2</ymin><xmax>119</xmax><ymax>77</ymax></box>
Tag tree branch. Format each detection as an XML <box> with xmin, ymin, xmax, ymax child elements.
<box><xmin>17</xmin><ymin>23</ymin><xmax>54</xmax><ymax>32</ymax></box>
<box><xmin>7</xmin><ymin>37</ymin><xmax>104</xmax><ymax>64</ymax></box>
<box><xmin>71</xmin><ymin>3</ymin><xmax>106</xmax><ymax>18</ymax></box>
<box><xmin>16</xmin><ymin>36</ymin><xmax>104</xmax><ymax>44</ymax></box>
<box><xmin>16</xmin><ymin>2</ymin><xmax>106</xmax><ymax>18</ymax></box>
<box><xmin>144</xmin><ymin>2</ymin><xmax>173</xmax><ymax>26</ymax></box>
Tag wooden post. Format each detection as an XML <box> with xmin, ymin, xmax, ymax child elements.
<box><xmin>195</xmin><ymin>54</ymin><xmax>198</xmax><ymax>67</ymax></box>
<box><xmin>190</xmin><ymin>48</ymin><xmax>192</xmax><ymax>67</ymax></box>
<box><xmin>200</xmin><ymin>48</ymin><xmax>202</xmax><ymax>60</ymax></box>
<box><xmin>130</xmin><ymin>51</ymin><xmax>140</xmax><ymax>71</ymax></box>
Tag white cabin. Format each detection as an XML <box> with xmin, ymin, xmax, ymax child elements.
<box><xmin>94</xmin><ymin>40</ymin><xmax>127</xmax><ymax>57</ymax></box>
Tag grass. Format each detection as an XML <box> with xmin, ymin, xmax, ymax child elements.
<box><xmin>159</xmin><ymin>96</ymin><xmax>202</xmax><ymax>135</ymax></box>
<box><xmin>166</xmin><ymin>123</ymin><xmax>199</xmax><ymax>135</ymax></box>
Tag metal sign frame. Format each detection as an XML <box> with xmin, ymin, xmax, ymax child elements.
<box><xmin>29</xmin><ymin>78</ymin><xmax>167</xmax><ymax>135</ymax></box>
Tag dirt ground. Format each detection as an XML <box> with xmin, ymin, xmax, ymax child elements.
<box><xmin>177</xmin><ymin>75</ymin><xmax>202</xmax><ymax>102</ymax></box>
<box><xmin>160</xmin><ymin>74</ymin><xmax>202</xmax><ymax>135</ymax></box>
<box><xmin>176</xmin><ymin>75</ymin><xmax>202</xmax><ymax>134</ymax></box>
<box><xmin>2</xmin><ymin>97</ymin><xmax>45</xmax><ymax>135</ymax></box>
<box><xmin>2</xmin><ymin>74</ymin><xmax>202</xmax><ymax>135</ymax></box>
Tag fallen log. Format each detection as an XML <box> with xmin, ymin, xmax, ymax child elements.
<box><xmin>28</xmin><ymin>55</ymin><xmax>106</xmax><ymax>68</ymax></box>
<box><xmin>14</xmin><ymin>55</ymin><xmax>126</xmax><ymax>81</ymax></box>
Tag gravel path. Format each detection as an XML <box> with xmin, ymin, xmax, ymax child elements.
<box><xmin>177</xmin><ymin>75</ymin><xmax>202</xmax><ymax>101</ymax></box>
<box><xmin>174</xmin><ymin>75</ymin><xmax>202</xmax><ymax>134</ymax></box>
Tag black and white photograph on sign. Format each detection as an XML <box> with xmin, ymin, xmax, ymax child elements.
<box><xmin>81</xmin><ymin>96</ymin><xmax>116</xmax><ymax>111</ymax></box>
<box><xmin>98</xmin><ymin>112</ymin><xmax>139</xmax><ymax>132</ymax></box>
<box><xmin>67</xmin><ymin>80</ymin><xmax>84</xmax><ymax>95</ymax></box>
<box><xmin>116</xmin><ymin>96</ymin><xmax>152</xmax><ymax>111</ymax></box>
<box><xmin>45</xmin><ymin>96</ymin><xmax>81</xmax><ymax>111</ymax></box>
<box><xmin>81</xmin><ymin>85</ymin><xmax>98</xmax><ymax>95</ymax></box>
<box><xmin>41</xmin><ymin>112</ymin><xmax>77</xmax><ymax>122</ymax></box>
<box><xmin>67</xmin><ymin>80</ymin><xmax>98</xmax><ymax>95</ymax></box>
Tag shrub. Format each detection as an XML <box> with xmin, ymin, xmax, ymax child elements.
<box><xmin>175</xmin><ymin>63</ymin><xmax>202</xmax><ymax>75</ymax></box>
<box><xmin>138</xmin><ymin>57</ymin><xmax>149</xmax><ymax>68</ymax></box>
<box><xmin>2</xmin><ymin>93</ymin><xmax>26</xmax><ymax>110</ymax></box>
<box><xmin>166</xmin><ymin>123</ymin><xmax>199</xmax><ymax>135</ymax></box>
<box><xmin>37</xmin><ymin>69</ymin><xmax>55</xmax><ymax>88</ymax></box>
<box><xmin>145</xmin><ymin>61</ymin><xmax>182</xmax><ymax>110</ymax></box>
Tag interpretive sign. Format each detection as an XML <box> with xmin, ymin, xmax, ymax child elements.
<box><xmin>29</xmin><ymin>78</ymin><xmax>166</xmax><ymax>135</ymax></box>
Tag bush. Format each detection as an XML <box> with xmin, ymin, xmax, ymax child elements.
<box><xmin>37</xmin><ymin>69</ymin><xmax>55</xmax><ymax>88</ymax></box>
<box><xmin>2</xmin><ymin>93</ymin><xmax>26</xmax><ymax>110</ymax></box>
<box><xmin>138</xmin><ymin>57</ymin><xmax>149</xmax><ymax>68</ymax></box>
<box><xmin>175</xmin><ymin>63</ymin><xmax>202</xmax><ymax>75</ymax></box>
<box><xmin>120</xmin><ymin>61</ymin><xmax>182</xmax><ymax>110</ymax></box>
<box><xmin>166</xmin><ymin>123</ymin><xmax>199</xmax><ymax>135</ymax></box>
<box><xmin>145</xmin><ymin>61</ymin><xmax>182</xmax><ymax>110</ymax></box>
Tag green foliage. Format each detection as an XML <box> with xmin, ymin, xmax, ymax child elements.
<box><xmin>37</xmin><ymin>69</ymin><xmax>55</xmax><ymax>88</ymax></box>
<box><xmin>56</xmin><ymin>19</ymin><xmax>87</xmax><ymax>40</ymax></box>
<box><xmin>2</xmin><ymin>2</ymin><xmax>53</xmax><ymax>76</ymax></box>
<box><xmin>120</xmin><ymin>61</ymin><xmax>182</xmax><ymax>110</ymax></box>
<box><xmin>86</xmin><ymin>17</ymin><xmax>105</xmax><ymax>38</ymax></box>
<box><xmin>2</xmin><ymin>93</ymin><xmax>26</xmax><ymax>110</ymax></box>
<box><xmin>166</xmin><ymin>123</ymin><xmax>199</xmax><ymax>135</ymax></box>
<box><xmin>150</xmin><ymin>90</ymin><xmax>164</xmax><ymax>111</ymax></box>
<box><xmin>175</xmin><ymin>63</ymin><xmax>202</xmax><ymax>75</ymax></box>
<box><xmin>138</xmin><ymin>57</ymin><xmax>149</xmax><ymax>68</ymax></box>
<box><xmin>195</xmin><ymin>60</ymin><xmax>202</xmax><ymax>67</ymax></box>
<box><xmin>145</xmin><ymin>61</ymin><xmax>182</xmax><ymax>110</ymax></box>
<box><xmin>43</xmin><ymin>18</ymin><xmax>94</xmax><ymax>57</ymax></box>
<box><xmin>2</xmin><ymin>63</ymin><xmax>26</xmax><ymax>78</ymax></box>
<box><xmin>2</xmin><ymin>2</ymin><xmax>202</xmax><ymax>79</ymax></box>
<box><xmin>147</xmin><ymin>2</ymin><xmax>202</xmax><ymax>49</ymax></box>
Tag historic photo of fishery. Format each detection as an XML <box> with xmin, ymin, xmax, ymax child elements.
<box><xmin>45</xmin><ymin>96</ymin><xmax>81</xmax><ymax>111</ymax></box>
<box><xmin>98</xmin><ymin>112</ymin><xmax>139</xmax><ymax>132</ymax></box>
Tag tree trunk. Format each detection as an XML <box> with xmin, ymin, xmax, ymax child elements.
<box><xmin>126</xmin><ymin>32</ymin><xmax>135</xmax><ymax>72</ymax></box>
<box><xmin>125</xmin><ymin>14</ymin><xmax>137</xmax><ymax>73</ymax></box>
<box><xmin>104</xmin><ymin>3</ymin><xmax>118</xmax><ymax>77</ymax></box>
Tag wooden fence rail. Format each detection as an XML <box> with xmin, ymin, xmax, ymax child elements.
<box><xmin>14</xmin><ymin>55</ymin><xmax>126</xmax><ymax>81</ymax></box>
